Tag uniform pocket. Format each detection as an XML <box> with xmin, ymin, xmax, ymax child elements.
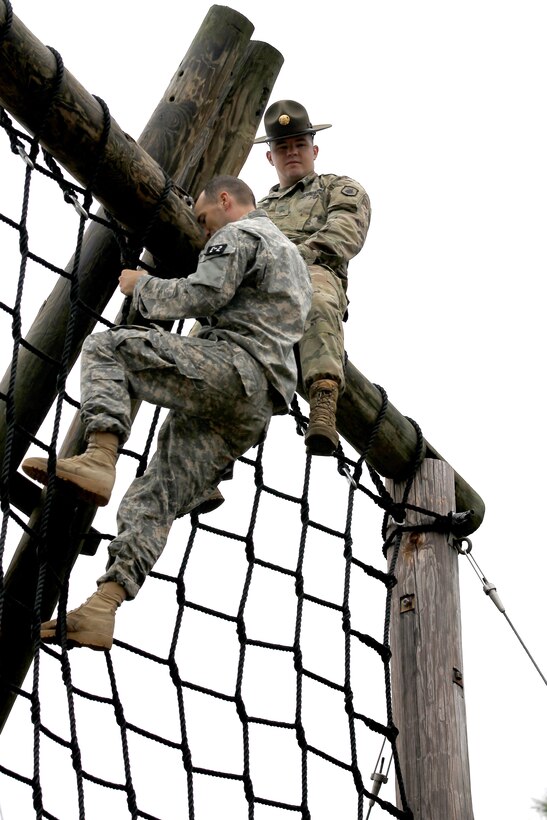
<box><xmin>232</xmin><ymin>350</ymin><xmax>267</xmax><ymax>397</ymax></box>
<box><xmin>90</xmin><ymin>364</ymin><xmax>126</xmax><ymax>382</ymax></box>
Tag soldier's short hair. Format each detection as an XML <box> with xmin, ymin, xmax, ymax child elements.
<box><xmin>201</xmin><ymin>175</ymin><xmax>256</xmax><ymax>208</ymax></box>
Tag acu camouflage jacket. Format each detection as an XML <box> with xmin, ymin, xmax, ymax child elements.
<box><xmin>133</xmin><ymin>209</ymin><xmax>312</xmax><ymax>409</ymax></box>
<box><xmin>258</xmin><ymin>171</ymin><xmax>371</xmax><ymax>285</ymax></box>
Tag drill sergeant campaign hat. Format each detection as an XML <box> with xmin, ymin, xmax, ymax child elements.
<box><xmin>253</xmin><ymin>100</ymin><xmax>332</xmax><ymax>144</ymax></box>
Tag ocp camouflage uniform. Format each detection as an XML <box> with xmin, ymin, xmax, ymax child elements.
<box><xmin>258</xmin><ymin>171</ymin><xmax>370</xmax><ymax>393</ymax></box>
<box><xmin>79</xmin><ymin>209</ymin><xmax>311</xmax><ymax>599</ymax></box>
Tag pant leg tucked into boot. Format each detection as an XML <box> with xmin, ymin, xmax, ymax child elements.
<box><xmin>22</xmin><ymin>432</ymin><xmax>119</xmax><ymax>506</ymax></box>
<box><xmin>40</xmin><ymin>582</ymin><xmax>126</xmax><ymax>650</ymax></box>
<box><xmin>305</xmin><ymin>378</ymin><xmax>340</xmax><ymax>456</ymax></box>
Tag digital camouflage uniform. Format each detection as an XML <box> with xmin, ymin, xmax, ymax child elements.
<box><xmin>258</xmin><ymin>171</ymin><xmax>370</xmax><ymax>393</ymax></box>
<box><xmin>79</xmin><ymin>209</ymin><xmax>311</xmax><ymax>599</ymax></box>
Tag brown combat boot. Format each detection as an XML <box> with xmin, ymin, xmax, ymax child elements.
<box><xmin>40</xmin><ymin>581</ymin><xmax>126</xmax><ymax>651</ymax></box>
<box><xmin>305</xmin><ymin>379</ymin><xmax>340</xmax><ymax>456</ymax></box>
<box><xmin>22</xmin><ymin>431</ymin><xmax>119</xmax><ymax>506</ymax></box>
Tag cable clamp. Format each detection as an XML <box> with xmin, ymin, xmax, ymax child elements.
<box><xmin>483</xmin><ymin>579</ymin><xmax>506</xmax><ymax>613</ymax></box>
<box><xmin>450</xmin><ymin>535</ymin><xmax>472</xmax><ymax>555</ymax></box>
<box><xmin>340</xmin><ymin>463</ymin><xmax>357</xmax><ymax>488</ymax></box>
<box><xmin>17</xmin><ymin>143</ymin><xmax>35</xmax><ymax>168</ymax></box>
<box><xmin>367</xmin><ymin>768</ymin><xmax>389</xmax><ymax>812</ymax></box>
<box><xmin>65</xmin><ymin>191</ymin><xmax>89</xmax><ymax>219</ymax></box>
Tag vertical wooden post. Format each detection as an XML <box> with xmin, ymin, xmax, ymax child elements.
<box><xmin>386</xmin><ymin>458</ymin><xmax>474</xmax><ymax>819</ymax></box>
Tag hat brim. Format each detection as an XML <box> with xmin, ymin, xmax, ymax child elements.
<box><xmin>253</xmin><ymin>123</ymin><xmax>332</xmax><ymax>145</ymax></box>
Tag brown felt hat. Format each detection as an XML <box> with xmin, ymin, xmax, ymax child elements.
<box><xmin>254</xmin><ymin>100</ymin><xmax>332</xmax><ymax>144</ymax></box>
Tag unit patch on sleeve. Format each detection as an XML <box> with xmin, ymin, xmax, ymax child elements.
<box><xmin>205</xmin><ymin>243</ymin><xmax>229</xmax><ymax>256</ymax></box>
<box><xmin>340</xmin><ymin>186</ymin><xmax>358</xmax><ymax>197</ymax></box>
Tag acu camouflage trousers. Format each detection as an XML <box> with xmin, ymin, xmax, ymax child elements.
<box><xmin>79</xmin><ymin>326</ymin><xmax>273</xmax><ymax>599</ymax></box>
<box><xmin>299</xmin><ymin>265</ymin><xmax>348</xmax><ymax>394</ymax></box>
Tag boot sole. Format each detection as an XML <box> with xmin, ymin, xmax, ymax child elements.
<box><xmin>22</xmin><ymin>462</ymin><xmax>111</xmax><ymax>507</ymax></box>
<box><xmin>305</xmin><ymin>429</ymin><xmax>339</xmax><ymax>456</ymax></box>
<box><xmin>41</xmin><ymin>627</ymin><xmax>112</xmax><ymax>651</ymax></box>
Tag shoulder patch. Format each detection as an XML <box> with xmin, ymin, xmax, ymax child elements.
<box><xmin>340</xmin><ymin>185</ymin><xmax>358</xmax><ymax>197</ymax></box>
<box><xmin>205</xmin><ymin>243</ymin><xmax>229</xmax><ymax>257</ymax></box>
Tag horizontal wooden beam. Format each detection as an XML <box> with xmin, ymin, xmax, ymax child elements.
<box><xmin>300</xmin><ymin>359</ymin><xmax>485</xmax><ymax>535</ymax></box>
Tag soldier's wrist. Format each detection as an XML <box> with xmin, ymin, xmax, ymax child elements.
<box><xmin>299</xmin><ymin>245</ymin><xmax>316</xmax><ymax>265</ymax></box>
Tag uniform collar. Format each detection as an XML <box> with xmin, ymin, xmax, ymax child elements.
<box><xmin>241</xmin><ymin>208</ymin><xmax>268</xmax><ymax>220</ymax></box>
<box><xmin>269</xmin><ymin>171</ymin><xmax>318</xmax><ymax>198</ymax></box>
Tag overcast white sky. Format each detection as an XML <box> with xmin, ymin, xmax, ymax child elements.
<box><xmin>1</xmin><ymin>1</ymin><xmax>547</xmax><ymax>819</ymax></box>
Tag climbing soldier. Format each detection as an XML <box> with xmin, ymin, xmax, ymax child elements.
<box><xmin>21</xmin><ymin>175</ymin><xmax>312</xmax><ymax>650</ymax></box>
<box><xmin>255</xmin><ymin>100</ymin><xmax>371</xmax><ymax>455</ymax></box>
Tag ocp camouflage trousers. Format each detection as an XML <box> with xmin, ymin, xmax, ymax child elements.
<box><xmin>79</xmin><ymin>326</ymin><xmax>273</xmax><ymax>599</ymax></box>
<box><xmin>299</xmin><ymin>265</ymin><xmax>347</xmax><ymax>394</ymax></box>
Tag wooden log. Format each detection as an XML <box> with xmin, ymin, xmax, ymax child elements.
<box><xmin>135</xmin><ymin>12</ymin><xmax>284</xmax><ymax>199</ymax></box>
<box><xmin>333</xmin><ymin>360</ymin><xmax>485</xmax><ymax>535</ymax></box>
<box><xmin>183</xmin><ymin>39</ymin><xmax>284</xmax><ymax>188</ymax></box>
<box><xmin>386</xmin><ymin>459</ymin><xmax>475</xmax><ymax>819</ymax></box>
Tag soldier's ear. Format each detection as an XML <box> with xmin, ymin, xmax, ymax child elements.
<box><xmin>313</xmin><ymin>145</ymin><xmax>319</xmax><ymax>159</ymax></box>
<box><xmin>266</xmin><ymin>150</ymin><xmax>274</xmax><ymax>165</ymax></box>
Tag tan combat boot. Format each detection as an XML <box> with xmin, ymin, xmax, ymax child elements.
<box><xmin>305</xmin><ymin>379</ymin><xmax>340</xmax><ymax>456</ymax></box>
<box><xmin>40</xmin><ymin>582</ymin><xmax>126</xmax><ymax>651</ymax></box>
<box><xmin>22</xmin><ymin>431</ymin><xmax>119</xmax><ymax>506</ymax></box>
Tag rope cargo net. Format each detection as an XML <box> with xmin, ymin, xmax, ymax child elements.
<box><xmin>0</xmin><ymin>98</ymin><xmax>419</xmax><ymax>820</ymax></box>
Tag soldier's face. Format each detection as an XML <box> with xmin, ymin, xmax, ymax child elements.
<box><xmin>267</xmin><ymin>135</ymin><xmax>319</xmax><ymax>188</ymax></box>
<box><xmin>194</xmin><ymin>192</ymin><xmax>230</xmax><ymax>240</ymax></box>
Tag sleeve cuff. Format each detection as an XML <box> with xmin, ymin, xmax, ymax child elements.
<box><xmin>298</xmin><ymin>245</ymin><xmax>316</xmax><ymax>265</ymax></box>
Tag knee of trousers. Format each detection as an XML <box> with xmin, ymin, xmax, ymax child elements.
<box><xmin>308</xmin><ymin>273</ymin><xmax>347</xmax><ymax>326</ymax></box>
<box><xmin>81</xmin><ymin>328</ymin><xmax>118</xmax><ymax>362</ymax></box>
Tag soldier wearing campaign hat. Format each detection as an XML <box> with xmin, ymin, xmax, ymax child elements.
<box><xmin>255</xmin><ymin>100</ymin><xmax>371</xmax><ymax>456</ymax></box>
<box><xmin>253</xmin><ymin>99</ymin><xmax>332</xmax><ymax>144</ymax></box>
<box><xmin>196</xmin><ymin>100</ymin><xmax>370</xmax><ymax>513</ymax></box>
